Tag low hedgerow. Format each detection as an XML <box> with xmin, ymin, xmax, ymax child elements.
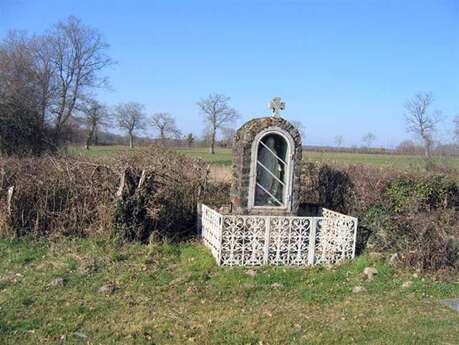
<box><xmin>0</xmin><ymin>147</ymin><xmax>211</xmax><ymax>241</ymax></box>
<box><xmin>0</xmin><ymin>155</ymin><xmax>118</xmax><ymax>238</ymax></box>
<box><xmin>301</xmin><ymin>162</ymin><xmax>459</xmax><ymax>273</ymax></box>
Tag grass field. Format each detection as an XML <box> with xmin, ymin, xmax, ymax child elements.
<box><xmin>67</xmin><ymin>145</ymin><xmax>459</xmax><ymax>170</ymax></box>
<box><xmin>1</xmin><ymin>238</ymin><xmax>458</xmax><ymax>345</ymax></box>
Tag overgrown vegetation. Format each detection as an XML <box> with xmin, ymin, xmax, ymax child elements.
<box><xmin>1</xmin><ymin>147</ymin><xmax>458</xmax><ymax>275</ymax></box>
<box><xmin>0</xmin><ymin>147</ymin><xmax>208</xmax><ymax>242</ymax></box>
<box><xmin>0</xmin><ymin>237</ymin><xmax>458</xmax><ymax>345</ymax></box>
<box><xmin>300</xmin><ymin>163</ymin><xmax>459</xmax><ymax>274</ymax></box>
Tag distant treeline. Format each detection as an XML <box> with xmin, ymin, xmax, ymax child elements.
<box><xmin>66</xmin><ymin>127</ymin><xmax>459</xmax><ymax>156</ymax></box>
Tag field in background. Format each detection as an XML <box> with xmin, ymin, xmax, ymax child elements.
<box><xmin>1</xmin><ymin>238</ymin><xmax>458</xmax><ymax>345</ymax></box>
<box><xmin>68</xmin><ymin>145</ymin><xmax>459</xmax><ymax>170</ymax></box>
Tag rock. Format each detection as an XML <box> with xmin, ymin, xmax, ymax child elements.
<box><xmin>402</xmin><ymin>281</ymin><xmax>413</xmax><ymax>289</ymax></box>
<box><xmin>412</xmin><ymin>273</ymin><xmax>419</xmax><ymax>279</ymax></box>
<box><xmin>0</xmin><ymin>273</ymin><xmax>22</xmax><ymax>285</ymax></box>
<box><xmin>98</xmin><ymin>282</ymin><xmax>117</xmax><ymax>295</ymax></box>
<box><xmin>73</xmin><ymin>331</ymin><xmax>88</xmax><ymax>340</ymax></box>
<box><xmin>245</xmin><ymin>269</ymin><xmax>257</xmax><ymax>278</ymax></box>
<box><xmin>50</xmin><ymin>277</ymin><xmax>64</xmax><ymax>287</ymax></box>
<box><xmin>388</xmin><ymin>253</ymin><xmax>399</xmax><ymax>266</ymax></box>
<box><xmin>270</xmin><ymin>283</ymin><xmax>283</xmax><ymax>289</ymax></box>
<box><xmin>352</xmin><ymin>286</ymin><xmax>367</xmax><ymax>293</ymax></box>
<box><xmin>369</xmin><ymin>252</ymin><xmax>384</xmax><ymax>260</ymax></box>
<box><xmin>440</xmin><ymin>298</ymin><xmax>459</xmax><ymax>312</ymax></box>
<box><xmin>363</xmin><ymin>267</ymin><xmax>378</xmax><ymax>281</ymax></box>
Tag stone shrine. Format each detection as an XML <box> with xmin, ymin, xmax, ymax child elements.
<box><xmin>201</xmin><ymin>97</ymin><xmax>358</xmax><ymax>267</ymax></box>
<box><xmin>230</xmin><ymin>97</ymin><xmax>302</xmax><ymax>215</ymax></box>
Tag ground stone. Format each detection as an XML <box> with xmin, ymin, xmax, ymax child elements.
<box><xmin>440</xmin><ymin>298</ymin><xmax>459</xmax><ymax>312</ymax></box>
<box><xmin>363</xmin><ymin>267</ymin><xmax>378</xmax><ymax>281</ymax></box>
<box><xmin>388</xmin><ymin>253</ymin><xmax>399</xmax><ymax>266</ymax></box>
<box><xmin>369</xmin><ymin>252</ymin><xmax>384</xmax><ymax>260</ymax></box>
<box><xmin>245</xmin><ymin>269</ymin><xmax>257</xmax><ymax>278</ymax></box>
<box><xmin>73</xmin><ymin>331</ymin><xmax>88</xmax><ymax>340</ymax></box>
<box><xmin>271</xmin><ymin>283</ymin><xmax>283</xmax><ymax>289</ymax></box>
<box><xmin>98</xmin><ymin>282</ymin><xmax>117</xmax><ymax>295</ymax></box>
<box><xmin>402</xmin><ymin>281</ymin><xmax>413</xmax><ymax>289</ymax></box>
<box><xmin>50</xmin><ymin>277</ymin><xmax>64</xmax><ymax>287</ymax></box>
<box><xmin>352</xmin><ymin>286</ymin><xmax>367</xmax><ymax>293</ymax></box>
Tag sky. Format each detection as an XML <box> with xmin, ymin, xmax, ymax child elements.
<box><xmin>1</xmin><ymin>0</ymin><xmax>458</xmax><ymax>147</ymax></box>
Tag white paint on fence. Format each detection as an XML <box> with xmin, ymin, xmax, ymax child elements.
<box><xmin>201</xmin><ymin>204</ymin><xmax>358</xmax><ymax>267</ymax></box>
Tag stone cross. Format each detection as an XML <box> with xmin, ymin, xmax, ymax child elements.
<box><xmin>269</xmin><ymin>97</ymin><xmax>285</xmax><ymax>117</ymax></box>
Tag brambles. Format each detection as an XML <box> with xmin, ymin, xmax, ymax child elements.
<box><xmin>300</xmin><ymin>162</ymin><xmax>459</xmax><ymax>273</ymax></box>
<box><xmin>0</xmin><ymin>147</ymin><xmax>209</xmax><ymax>241</ymax></box>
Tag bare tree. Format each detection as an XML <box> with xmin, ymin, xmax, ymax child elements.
<box><xmin>48</xmin><ymin>16</ymin><xmax>113</xmax><ymax>142</ymax></box>
<box><xmin>362</xmin><ymin>132</ymin><xmax>376</xmax><ymax>148</ymax></box>
<box><xmin>114</xmin><ymin>102</ymin><xmax>145</xmax><ymax>148</ymax></box>
<box><xmin>404</xmin><ymin>92</ymin><xmax>440</xmax><ymax>161</ymax></box>
<box><xmin>150</xmin><ymin>112</ymin><xmax>181</xmax><ymax>142</ymax></box>
<box><xmin>80</xmin><ymin>99</ymin><xmax>110</xmax><ymax>149</ymax></box>
<box><xmin>197</xmin><ymin>93</ymin><xmax>238</xmax><ymax>154</ymax></box>
<box><xmin>334</xmin><ymin>135</ymin><xmax>344</xmax><ymax>148</ymax></box>
<box><xmin>0</xmin><ymin>31</ymin><xmax>49</xmax><ymax>154</ymax></box>
<box><xmin>0</xmin><ymin>17</ymin><xmax>113</xmax><ymax>154</ymax></box>
<box><xmin>186</xmin><ymin>133</ymin><xmax>194</xmax><ymax>147</ymax></box>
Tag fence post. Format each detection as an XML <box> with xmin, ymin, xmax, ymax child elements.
<box><xmin>263</xmin><ymin>216</ymin><xmax>271</xmax><ymax>265</ymax></box>
<box><xmin>352</xmin><ymin>217</ymin><xmax>358</xmax><ymax>259</ymax></box>
<box><xmin>217</xmin><ymin>214</ymin><xmax>223</xmax><ymax>265</ymax></box>
<box><xmin>6</xmin><ymin>186</ymin><xmax>14</xmax><ymax>216</ymax></box>
<box><xmin>307</xmin><ymin>218</ymin><xmax>317</xmax><ymax>265</ymax></box>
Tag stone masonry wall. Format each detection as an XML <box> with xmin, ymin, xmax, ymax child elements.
<box><xmin>230</xmin><ymin>116</ymin><xmax>302</xmax><ymax>215</ymax></box>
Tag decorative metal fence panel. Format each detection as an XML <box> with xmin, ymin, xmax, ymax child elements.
<box><xmin>201</xmin><ymin>204</ymin><xmax>358</xmax><ymax>267</ymax></box>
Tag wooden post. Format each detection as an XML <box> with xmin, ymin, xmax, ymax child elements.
<box><xmin>116</xmin><ymin>169</ymin><xmax>127</xmax><ymax>199</ymax></box>
<box><xmin>6</xmin><ymin>186</ymin><xmax>14</xmax><ymax>216</ymax></box>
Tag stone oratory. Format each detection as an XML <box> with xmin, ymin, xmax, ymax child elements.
<box><xmin>201</xmin><ymin>98</ymin><xmax>358</xmax><ymax>267</ymax></box>
<box><xmin>230</xmin><ymin>97</ymin><xmax>302</xmax><ymax>216</ymax></box>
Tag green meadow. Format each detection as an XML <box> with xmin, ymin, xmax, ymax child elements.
<box><xmin>1</xmin><ymin>238</ymin><xmax>458</xmax><ymax>345</ymax></box>
<box><xmin>67</xmin><ymin>145</ymin><xmax>459</xmax><ymax>170</ymax></box>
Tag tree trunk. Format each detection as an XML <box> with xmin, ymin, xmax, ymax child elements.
<box><xmin>129</xmin><ymin>133</ymin><xmax>134</xmax><ymax>149</ymax></box>
<box><xmin>94</xmin><ymin>128</ymin><xmax>98</xmax><ymax>145</ymax></box>
<box><xmin>422</xmin><ymin>135</ymin><xmax>433</xmax><ymax>170</ymax></box>
<box><xmin>210</xmin><ymin>128</ymin><xmax>216</xmax><ymax>154</ymax></box>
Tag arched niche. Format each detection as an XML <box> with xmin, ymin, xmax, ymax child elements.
<box><xmin>230</xmin><ymin>117</ymin><xmax>302</xmax><ymax>215</ymax></box>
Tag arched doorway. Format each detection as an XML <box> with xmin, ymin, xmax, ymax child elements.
<box><xmin>249</xmin><ymin>129</ymin><xmax>294</xmax><ymax>211</ymax></box>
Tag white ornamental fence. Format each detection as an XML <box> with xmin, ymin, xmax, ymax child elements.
<box><xmin>201</xmin><ymin>204</ymin><xmax>358</xmax><ymax>267</ymax></box>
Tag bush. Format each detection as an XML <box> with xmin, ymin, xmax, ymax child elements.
<box><xmin>111</xmin><ymin>148</ymin><xmax>208</xmax><ymax>241</ymax></box>
<box><xmin>300</xmin><ymin>161</ymin><xmax>459</xmax><ymax>273</ymax></box>
<box><xmin>0</xmin><ymin>147</ymin><xmax>210</xmax><ymax>241</ymax></box>
<box><xmin>0</xmin><ymin>155</ymin><xmax>118</xmax><ymax>237</ymax></box>
<box><xmin>300</xmin><ymin>163</ymin><xmax>354</xmax><ymax>213</ymax></box>
<box><xmin>386</xmin><ymin>174</ymin><xmax>458</xmax><ymax>213</ymax></box>
<box><xmin>396</xmin><ymin>211</ymin><xmax>458</xmax><ymax>271</ymax></box>
<box><xmin>0</xmin><ymin>104</ymin><xmax>49</xmax><ymax>156</ymax></box>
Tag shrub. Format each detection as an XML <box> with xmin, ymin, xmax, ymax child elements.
<box><xmin>0</xmin><ymin>155</ymin><xmax>118</xmax><ymax>237</ymax></box>
<box><xmin>300</xmin><ymin>163</ymin><xmax>353</xmax><ymax>213</ymax></box>
<box><xmin>386</xmin><ymin>174</ymin><xmax>458</xmax><ymax>213</ymax></box>
<box><xmin>0</xmin><ymin>147</ymin><xmax>210</xmax><ymax>241</ymax></box>
<box><xmin>300</xmin><ymin>161</ymin><xmax>459</xmax><ymax>273</ymax></box>
<box><xmin>112</xmin><ymin>148</ymin><xmax>208</xmax><ymax>241</ymax></box>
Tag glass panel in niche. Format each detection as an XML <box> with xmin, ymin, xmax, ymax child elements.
<box><xmin>254</xmin><ymin>133</ymin><xmax>288</xmax><ymax>207</ymax></box>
